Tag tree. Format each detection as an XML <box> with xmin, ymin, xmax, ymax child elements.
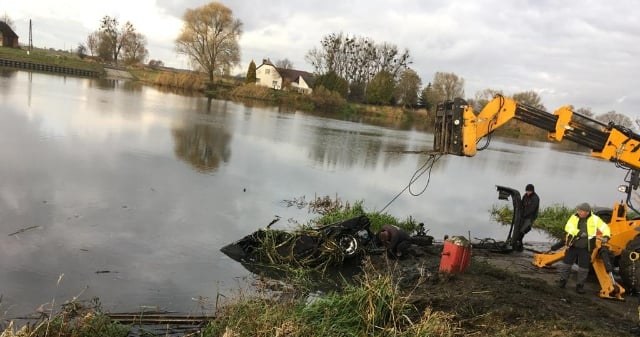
<box><xmin>122</xmin><ymin>32</ymin><xmax>148</xmax><ymax>65</ymax></box>
<box><xmin>419</xmin><ymin>83</ymin><xmax>434</xmax><ymax>110</ymax></box>
<box><xmin>512</xmin><ymin>91</ymin><xmax>545</xmax><ymax>110</ymax></box>
<box><xmin>87</xmin><ymin>17</ymin><xmax>147</xmax><ymax>64</ymax></box>
<box><xmin>394</xmin><ymin>68</ymin><xmax>421</xmax><ymax>108</ymax></box>
<box><xmin>419</xmin><ymin>73</ymin><xmax>465</xmax><ymax>110</ymax></box>
<box><xmin>366</xmin><ymin>70</ymin><xmax>395</xmax><ymax>105</ymax></box>
<box><xmin>148</xmin><ymin>59</ymin><xmax>165</xmax><ymax>68</ymax></box>
<box><xmin>470</xmin><ymin>88</ymin><xmax>503</xmax><ymax>112</ymax></box>
<box><xmin>86</xmin><ymin>32</ymin><xmax>99</xmax><ymax>57</ymax></box>
<box><xmin>176</xmin><ymin>2</ymin><xmax>242</xmax><ymax>82</ymax></box>
<box><xmin>575</xmin><ymin>107</ymin><xmax>594</xmax><ymax>118</ymax></box>
<box><xmin>596</xmin><ymin>110</ymin><xmax>633</xmax><ymax>128</ymax></box>
<box><xmin>276</xmin><ymin>58</ymin><xmax>293</xmax><ymax>69</ymax></box>
<box><xmin>246</xmin><ymin>60</ymin><xmax>256</xmax><ymax>84</ymax></box>
<box><xmin>314</xmin><ymin>71</ymin><xmax>349</xmax><ymax>98</ymax></box>
<box><xmin>99</xmin><ymin>16</ymin><xmax>136</xmax><ymax>64</ymax></box>
<box><xmin>305</xmin><ymin>33</ymin><xmax>411</xmax><ymax>95</ymax></box>
<box><xmin>76</xmin><ymin>44</ymin><xmax>87</xmax><ymax>59</ymax></box>
<box><xmin>431</xmin><ymin>72</ymin><xmax>465</xmax><ymax>103</ymax></box>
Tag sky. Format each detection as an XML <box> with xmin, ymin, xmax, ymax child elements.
<box><xmin>4</xmin><ymin>0</ymin><xmax>640</xmax><ymax>118</ymax></box>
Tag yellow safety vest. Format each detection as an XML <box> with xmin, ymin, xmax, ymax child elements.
<box><xmin>564</xmin><ymin>213</ymin><xmax>611</xmax><ymax>238</ymax></box>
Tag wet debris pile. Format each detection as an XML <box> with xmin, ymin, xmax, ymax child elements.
<box><xmin>221</xmin><ymin>215</ymin><xmax>376</xmax><ymax>272</ymax></box>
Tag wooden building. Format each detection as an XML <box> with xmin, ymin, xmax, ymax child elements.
<box><xmin>0</xmin><ymin>21</ymin><xmax>19</xmax><ymax>48</ymax></box>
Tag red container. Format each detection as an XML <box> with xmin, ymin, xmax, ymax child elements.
<box><xmin>439</xmin><ymin>237</ymin><xmax>472</xmax><ymax>273</ymax></box>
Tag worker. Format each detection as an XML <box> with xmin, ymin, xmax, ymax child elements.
<box><xmin>557</xmin><ymin>202</ymin><xmax>611</xmax><ymax>294</ymax></box>
<box><xmin>514</xmin><ymin>183</ymin><xmax>540</xmax><ymax>252</ymax></box>
<box><xmin>377</xmin><ymin>224</ymin><xmax>411</xmax><ymax>259</ymax></box>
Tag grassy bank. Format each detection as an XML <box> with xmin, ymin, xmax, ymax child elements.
<box><xmin>0</xmin><ymin>47</ymin><xmax>104</xmax><ymax>73</ymax></box>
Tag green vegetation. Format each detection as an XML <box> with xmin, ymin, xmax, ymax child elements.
<box><xmin>203</xmin><ymin>261</ymin><xmax>455</xmax><ymax>337</ymax></box>
<box><xmin>490</xmin><ymin>203</ymin><xmax>575</xmax><ymax>240</ymax></box>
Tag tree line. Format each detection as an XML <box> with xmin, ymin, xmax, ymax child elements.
<box><xmin>4</xmin><ymin>2</ymin><xmax>631</xmax><ymax>128</ymax></box>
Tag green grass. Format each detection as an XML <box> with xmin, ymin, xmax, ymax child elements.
<box><xmin>490</xmin><ymin>203</ymin><xmax>574</xmax><ymax>240</ymax></box>
<box><xmin>203</xmin><ymin>260</ymin><xmax>456</xmax><ymax>337</ymax></box>
<box><xmin>0</xmin><ymin>46</ymin><xmax>104</xmax><ymax>73</ymax></box>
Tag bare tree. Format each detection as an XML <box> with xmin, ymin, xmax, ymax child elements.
<box><xmin>86</xmin><ymin>31</ymin><xmax>100</xmax><ymax>57</ymax></box>
<box><xmin>575</xmin><ymin>107</ymin><xmax>594</xmax><ymax>118</ymax></box>
<box><xmin>596</xmin><ymin>110</ymin><xmax>634</xmax><ymax>128</ymax></box>
<box><xmin>431</xmin><ymin>72</ymin><xmax>465</xmax><ymax>102</ymax></box>
<box><xmin>99</xmin><ymin>16</ymin><xmax>136</xmax><ymax>64</ymax></box>
<box><xmin>305</xmin><ymin>33</ymin><xmax>411</xmax><ymax>87</ymax></box>
<box><xmin>512</xmin><ymin>91</ymin><xmax>545</xmax><ymax>110</ymax></box>
<box><xmin>122</xmin><ymin>32</ymin><xmax>148</xmax><ymax>65</ymax></box>
<box><xmin>275</xmin><ymin>58</ymin><xmax>294</xmax><ymax>69</ymax></box>
<box><xmin>468</xmin><ymin>88</ymin><xmax>503</xmax><ymax>111</ymax></box>
<box><xmin>176</xmin><ymin>2</ymin><xmax>242</xmax><ymax>82</ymax></box>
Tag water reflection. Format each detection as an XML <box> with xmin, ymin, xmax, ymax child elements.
<box><xmin>87</xmin><ymin>78</ymin><xmax>142</xmax><ymax>92</ymax></box>
<box><xmin>172</xmin><ymin>124</ymin><xmax>231</xmax><ymax>172</ymax></box>
<box><xmin>0</xmin><ymin>68</ymin><xmax>18</xmax><ymax>78</ymax></box>
<box><xmin>171</xmin><ymin>102</ymin><xmax>232</xmax><ymax>173</ymax></box>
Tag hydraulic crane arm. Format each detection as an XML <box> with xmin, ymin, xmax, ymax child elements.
<box><xmin>434</xmin><ymin>95</ymin><xmax>640</xmax><ymax>171</ymax></box>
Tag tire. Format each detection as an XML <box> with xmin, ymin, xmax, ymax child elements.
<box><xmin>337</xmin><ymin>234</ymin><xmax>360</xmax><ymax>258</ymax></box>
<box><xmin>618</xmin><ymin>237</ymin><xmax>640</xmax><ymax>292</ymax></box>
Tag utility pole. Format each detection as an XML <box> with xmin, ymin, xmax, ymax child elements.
<box><xmin>29</xmin><ymin>19</ymin><xmax>33</xmax><ymax>51</ymax></box>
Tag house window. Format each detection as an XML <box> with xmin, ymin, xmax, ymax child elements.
<box><xmin>272</xmin><ymin>80</ymin><xmax>278</xmax><ymax>88</ymax></box>
<box><xmin>265</xmin><ymin>69</ymin><xmax>270</xmax><ymax>74</ymax></box>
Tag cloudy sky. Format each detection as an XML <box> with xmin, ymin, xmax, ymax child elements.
<box><xmin>5</xmin><ymin>0</ymin><xmax>639</xmax><ymax>117</ymax></box>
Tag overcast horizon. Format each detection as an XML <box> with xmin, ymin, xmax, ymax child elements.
<box><xmin>4</xmin><ymin>1</ymin><xmax>639</xmax><ymax>119</ymax></box>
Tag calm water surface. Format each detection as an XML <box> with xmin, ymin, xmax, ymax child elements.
<box><xmin>0</xmin><ymin>70</ymin><xmax>626</xmax><ymax>316</ymax></box>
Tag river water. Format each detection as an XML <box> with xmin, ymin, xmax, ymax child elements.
<box><xmin>0</xmin><ymin>69</ymin><xmax>628</xmax><ymax>316</ymax></box>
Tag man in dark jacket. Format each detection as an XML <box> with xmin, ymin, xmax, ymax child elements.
<box><xmin>377</xmin><ymin>224</ymin><xmax>411</xmax><ymax>259</ymax></box>
<box><xmin>514</xmin><ymin>183</ymin><xmax>540</xmax><ymax>252</ymax></box>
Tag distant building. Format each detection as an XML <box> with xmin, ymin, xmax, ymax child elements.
<box><xmin>0</xmin><ymin>21</ymin><xmax>19</xmax><ymax>48</ymax></box>
<box><xmin>255</xmin><ymin>59</ymin><xmax>315</xmax><ymax>94</ymax></box>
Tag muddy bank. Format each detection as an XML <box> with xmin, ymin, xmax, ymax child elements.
<box><xmin>364</xmin><ymin>242</ymin><xmax>640</xmax><ymax>336</ymax></box>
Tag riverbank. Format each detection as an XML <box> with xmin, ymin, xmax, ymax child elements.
<box><xmin>0</xmin><ymin>46</ymin><xmax>549</xmax><ymax>141</ymax></box>
<box><xmin>3</xmin><ymin>247</ymin><xmax>636</xmax><ymax>337</ymax></box>
<box><xmin>0</xmin><ymin>47</ymin><xmax>104</xmax><ymax>77</ymax></box>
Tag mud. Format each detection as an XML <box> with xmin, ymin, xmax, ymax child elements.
<box><xmin>367</xmin><ymin>241</ymin><xmax>640</xmax><ymax>336</ymax></box>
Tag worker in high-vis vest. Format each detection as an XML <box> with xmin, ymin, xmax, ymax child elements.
<box><xmin>557</xmin><ymin>202</ymin><xmax>611</xmax><ymax>294</ymax></box>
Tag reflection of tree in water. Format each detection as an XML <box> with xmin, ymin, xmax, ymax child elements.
<box><xmin>90</xmin><ymin>78</ymin><xmax>117</xmax><ymax>90</ymax></box>
<box><xmin>172</xmin><ymin>122</ymin><xmax>231</xmax><ymax>173</ymax></box>
<box><xmin>87</xmin><ymin>79</ymin><xmax>142</xmax><ymax>92</ymax></box>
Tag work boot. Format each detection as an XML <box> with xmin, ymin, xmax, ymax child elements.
<box><xmin>576</xmin><ymin>284</ymin><xmax>586</xmax><ymax>294</ymax></box>
<box><xmin>557</xmin><ymin>278</ymin><xmax>567</xmax><ymax>289</ymax></box>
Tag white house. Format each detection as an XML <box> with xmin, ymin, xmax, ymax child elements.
<box><xmin>255</xmin><ymin>59</ymin><xmax>314</xmax><ymax>94</ymax></box>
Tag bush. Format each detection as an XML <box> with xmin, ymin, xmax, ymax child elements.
<box><xmin>310</xmin><ymin>86</ymin><xmax>347</xmax><ymax>112</ymax></box>
<box><xmin>154</xmin><ymin>71</ymin><xmax>205</xmax><ymax>91</ymax></box>
<box><xmin>230</xmin><ymin>83</ymin><xmax>276</xmax><ymax>101</ymax></box>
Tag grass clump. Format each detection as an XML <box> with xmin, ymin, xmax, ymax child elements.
<box><xmin>1</xmin><ymin>298</ymin><xmax>129</xmax><ymax>337</ymax></box>
<box><xmin>307</xmin><ymin>195</ymin><xmax>420</xmax><ymax>234</ymax></box>
<box><xmin>490</xmin><ymin>203</ymin><xmax>574</xmax><ymax>240</ymax></box>
<box><xmin>204</xmin><ymin>260</ymin><xmax>456</xmax><ymax>337</ymax></box>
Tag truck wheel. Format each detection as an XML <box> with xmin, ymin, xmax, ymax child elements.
<box><xmin>618</xmin><ymin>238</ymin><xmax>640</xmax><ymax>293</ymax></box>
